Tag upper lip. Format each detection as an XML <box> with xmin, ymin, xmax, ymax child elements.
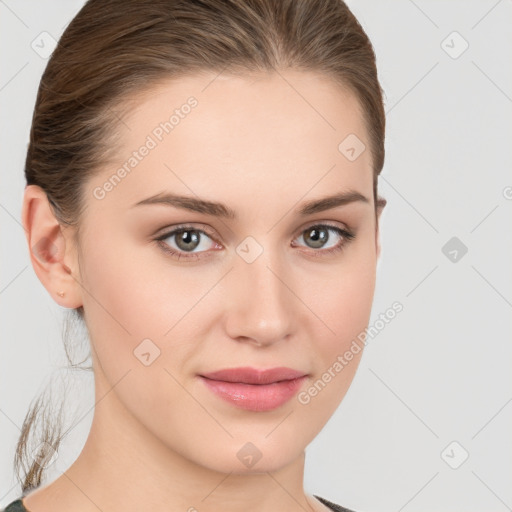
<box><xmin>199</xmin><ymin>367</ymin><xmax>307</xmax><ymax>385</ymax></box>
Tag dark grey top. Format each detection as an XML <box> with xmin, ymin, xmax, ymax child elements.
<box><xmin>2</xmin><ymin>495</ymin><xmax>356</xmax><ymax>512</ymax></box>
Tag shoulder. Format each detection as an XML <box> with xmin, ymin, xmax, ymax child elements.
<box><xmin>314</xmin><ymin>494</ymin><xmax>358</xmax><ymax>512</ymax></box>
<box><xmin>1</xmin><ymin>499</ymin><xmax>28</xmax><ymax>512</ymax></box>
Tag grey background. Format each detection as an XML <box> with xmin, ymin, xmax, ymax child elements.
<box><xmin>1</xmin><ymin>1</ymin><xmax>511</xmax><ymax>511</ymax></box>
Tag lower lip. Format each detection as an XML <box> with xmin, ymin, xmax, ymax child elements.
<box><xmin>199</xmin><ymin>375</ymin><xmax>308</xmax><ymax>412</ymax></box>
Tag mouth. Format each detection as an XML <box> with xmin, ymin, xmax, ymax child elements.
<box><xmin>198</xmin><ymin>367</ymin><xmax>308</xmax><ymax>412</ymax></box>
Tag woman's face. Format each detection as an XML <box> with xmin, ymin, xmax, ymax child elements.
<box><xmin>73</xmin><ymin>70</ymin><xmax>381</xmax><ymax>473</ymax></box>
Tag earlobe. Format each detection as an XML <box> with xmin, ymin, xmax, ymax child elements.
<box><xmin>22</xmin><ymin>185</ymin><xmax>83</xmax><ymax>309</ymax></box>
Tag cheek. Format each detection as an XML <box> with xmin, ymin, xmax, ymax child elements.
<box><xmin>79</xmin><ymin>230</ymin><xmax>185</xmax><ymax>338</ymax></box>
<box><xmin>77</xmin><ymin>230</ymin><xmax>215</xmax><ymax>387</ymax></box>
<box><xmin>78</xmin><ymin>232</ymin><xmax>168</xmax><ymax>375</ymax></box>
<box><xmin>77</xmin><ymin>235</ymin><xmax>198</xmax><ymax>430</ymax></box>
<box><xmin>311</xmin><ymin>235</ymin><xmax>377</xmax><ymax>347</ymax></box>
<box><xmin>294</xmin><ymin>265</ymin><xmax>376</xmax><ymax>432</ymax></box>
<box><xmin>299</xmin><ymin>236</ymin><xmax>376</xmax><ymax>405</ymax></box>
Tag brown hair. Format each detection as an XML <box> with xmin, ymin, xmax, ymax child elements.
<box><xmin>17</xmin><ymin>0</ymin><xmax>386</xmax><ymax>493</ymax></box>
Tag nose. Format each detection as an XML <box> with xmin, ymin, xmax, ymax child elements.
<box><xmin>223</xmin><ymin>249</ymin><xmax>295</xmax><ymax>348</ymax></box>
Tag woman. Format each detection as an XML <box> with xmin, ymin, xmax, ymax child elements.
<box><xmin>3</xmin><ymin>0</ymin><xmax>387</xmax><ymax>510</ymax></box>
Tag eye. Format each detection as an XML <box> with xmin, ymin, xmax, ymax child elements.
<box><xmin>292</xmin><ymin>223</ymin><xmax>355</xmax><ymax>256</ymax></box>
<box><xmin>154</xmin><ymin>224</ymin><xmax>221</xmax><ymax>261</ymax></box>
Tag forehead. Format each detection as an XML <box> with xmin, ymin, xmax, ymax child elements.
<box><xmin>91</xmin><ymin>70</ymin><xmax>373</xmax><ymax>211</ymax></box>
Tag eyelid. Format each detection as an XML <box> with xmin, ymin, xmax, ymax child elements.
<box><xmin>292</xmin><ymin>219</ymin><xmax>352</xmax><ymax>239</ymax></box>
<box><xmin>153</xmin><ymin>223</ymin><xmax>218</xmax><ymax>242</ymax></box>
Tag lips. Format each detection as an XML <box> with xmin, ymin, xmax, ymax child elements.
<box><xmin>200</xmin><ymin>366</ymin><xmax>307</xmax><ymax>385</ymax></box>
<box><xmin>198</xmin><ymin>366</ymin><xmax>308</xmax><ymax>412</ymax></box>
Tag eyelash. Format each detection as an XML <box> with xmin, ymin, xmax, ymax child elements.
<box><xmin>154</xmin><ymin>222</ymin><xmax>356</xmax><ymax>261</ymax></box>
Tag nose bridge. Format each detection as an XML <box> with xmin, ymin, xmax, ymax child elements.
<box><xmin>225</xmin><ymin>241</ymin><xmax>294</xmax><ymax>344</ymax></box>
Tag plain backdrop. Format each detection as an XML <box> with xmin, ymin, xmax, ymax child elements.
<box><xmin>1</xmin><ymin>1</ymin><xmax>511</xmax><ymax>511</ymax></box>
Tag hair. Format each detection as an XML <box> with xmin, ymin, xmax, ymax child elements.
<box><xmin>16</xmin><ymin>0</ymin><xmax>387</xmax><ymax>493</ymax></box>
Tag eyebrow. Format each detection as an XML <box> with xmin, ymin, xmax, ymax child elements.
<box><xmin>131</xmin><ymin>190</ymin><xmax>370</xmax><ymax>218</ymax></box>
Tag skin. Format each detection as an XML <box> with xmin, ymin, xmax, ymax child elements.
<box><xmin>21</xmin><ymin>69</ymin><xmax>384</xmax><ymax>512</ymax></box>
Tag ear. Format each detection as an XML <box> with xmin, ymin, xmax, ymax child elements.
<box><xmin>375</xmin><ymin>195</ymin><xmax>387</xmax><ymax>259</ymax></box>
<box><xmin>21</xmin><ymin>184</ymin><xmax>83</xmax><ymax>309</ymax></box>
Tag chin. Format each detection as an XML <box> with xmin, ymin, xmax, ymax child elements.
<box><xmin>191</xmin><ymin>434</ymin><xmax>306</xmax><ymax>475</ymax></box>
